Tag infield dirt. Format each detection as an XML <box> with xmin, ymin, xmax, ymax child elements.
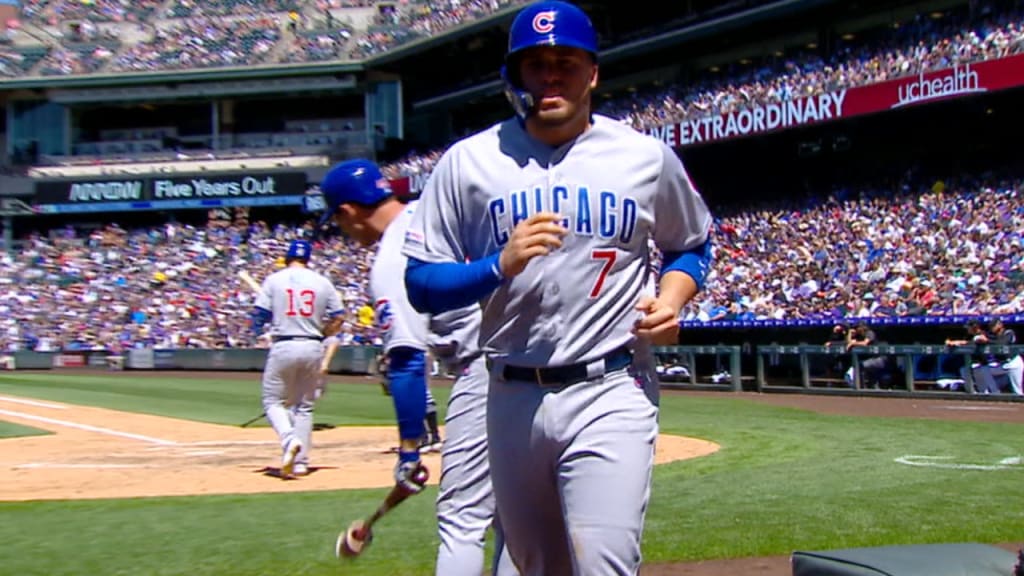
<box><xmin>0</xmin><ymin>394</ymin><xmax>718</xmax><ymax>501</ymax></box>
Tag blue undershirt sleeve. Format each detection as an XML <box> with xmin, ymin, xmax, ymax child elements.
<box><xmin>250</xmin><ymin>307</ymin><xmax>272</xmax><ymax>336</ymax></box>
<box><xmin>661</xmin><ymin>236</ymin><xmax>713</xmax><ymax>291</ymax></box>
<box><xmin>387</xmin><ymin>346</ymin><xmax>427</xmax><ymax>443</ymax></box>
<box><xmin>405</xmin><ymin>253</ymin><xmax>504</xmax><ymax>314</ymax></box>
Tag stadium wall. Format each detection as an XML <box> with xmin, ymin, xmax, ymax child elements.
<box><xmin>2</xmin><ymin>346</ymin><xmax>379</xmax><ymax>374</ymax></box>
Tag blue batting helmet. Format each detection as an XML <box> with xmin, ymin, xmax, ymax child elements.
<box><xmin>503</xmin><ymin>1</ymin><xmax>598</xmax><ymax>118</ymax></box>
<box><xmin>318</xmin><ymin>158</ymin><xmax>393</xmax><ymax>225</ymax></box>
<box><xmin>508</xmin><ymin>1</ymin><xmax>597</xmax><ymax>59</ymax></box>
<box><xmin>286</xmin><ymin>239</ymin><xmax>312</xmax><ymax>261</ymax></box>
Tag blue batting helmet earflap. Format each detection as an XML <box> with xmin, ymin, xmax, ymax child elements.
<box><xmin>503</xmin><ymin>0</ymin><xmax>598</xmax><ymax>119</ymax></box>
<box><xmin>318</xmin><ymin>158</ymin><xmax>393</xmax><ymax>226</ymax></box>
<box><xmin>286</xmin><ymin>239</ymin><xmax>312</xmax><ymax>261</ymax></box>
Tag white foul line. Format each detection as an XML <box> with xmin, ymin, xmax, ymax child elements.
<box><xmin>0</xmin><ymin>396</ymin><xmax>68</xmax><ymax>409</ymax></box>
<box><xmin>14</xmin><ymin>463</ymin><xmax>145</xmax><ymax>470</ymax></box>
<box><xmin>0</xmin><ymin>408</ymin><xmax>177</xmax><ymax>445</ymax></box>
<box><xmin>176</xmin><ymin>440</ymin><xmax>277</xmax><ymax>447</ymax></box>
<box><xmin>895</xmin><ymin>454</ymin><xmax>1023</xmax><ymax>471</ymax></box>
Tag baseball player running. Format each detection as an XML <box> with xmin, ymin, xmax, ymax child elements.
<box><xmin>401</xmin><ymin>1</ymin><xmax>713</xmax><ymax>574</ymax></box>
<box><xmin>318</xmin><ymin>159</ymin><xmax>514</xmax><ymax>576</ymax></box>
<box><xmin>251</xmin><ymin>239</ymin><xmax>344</xmax><ymax>478</ymax></box>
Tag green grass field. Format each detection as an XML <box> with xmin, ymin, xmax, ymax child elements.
<box><xmin>0</xmin><ymin>373</ymin><xmax>1022</xmax><ymax>576</ymax></box>
<box><xmin>0</xmin><ymin>420</ymin><xmax>50</xmax><ymax>439</ymax></box>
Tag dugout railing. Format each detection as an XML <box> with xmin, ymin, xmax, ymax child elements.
<box><xmin>754</xmin><ymin>344</ymin><xmax>1024</xmax><ymax>394</ymax></box>
<box><xmin>651</xmin><ymin>345</ymin><xmax>744</xmax><ymax>391</ymax></box>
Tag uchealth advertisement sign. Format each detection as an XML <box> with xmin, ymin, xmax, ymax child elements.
<box><xmin>33</xmin><ymin>171</ymin><xmax>308</xmax><ymax>213</ymax></box>
<box><xmin>647</xmin><ymin>53</ymin><xmax>1024</xmax><ymax>148</ymax></box>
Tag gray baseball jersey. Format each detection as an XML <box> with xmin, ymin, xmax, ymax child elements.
<box><xmin>403</xmin><ymin>114</ymin><xmax>712</xmax><ymax>367</ymax></box>
<box><xmin>256</xmin><ymin>265</ymin><xmax>342</xmax><ymax>476</ymax></box>
<box><xmin>428</xmin><ymin>305</ymin><xmax>483</xmax><ymax>372</ymax></box>
<box><xmin>378</xmin><ymin>204</ymin><xmax>506</xmax><ymax>575</ymax></box>
<box><xmin>402</xmin><ymin>114</ymin><xmax>710</xmax><ymax>574</ymax></box>
<box><xmin>371</xmin><ymin>202</ymin><xmax>431</xmax><ymax>354</ymax></box>
<box><xmin>256</xmin><ymin>267</ymin><xmax>343</xmax><ymax>337</ymax></box>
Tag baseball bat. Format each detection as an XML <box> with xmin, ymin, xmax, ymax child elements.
<box><xmin>239</xmin><ymin>411</ymin><xmax>265</xmax><ymax>428</ymax></box>
<box><xmin>238</xmin><ymin>270</ymin><xmax>262</xmax><ymax>293</ymax></box>
<box><xmin>335</xmin><ymin>465</ymin><xmax>430</xmax><ymax>559</ymax></box>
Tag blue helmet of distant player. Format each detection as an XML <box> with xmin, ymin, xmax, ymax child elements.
<box><xmin>318</xmin><ymin>158</ymin><xmax>393</xmax><ymax>227</ymax></box>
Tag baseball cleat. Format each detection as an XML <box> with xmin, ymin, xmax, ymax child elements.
<box><xmin>281</xmin><ymin>439</ymin><xmax>302</xmax><ymax>478</ymax></box>
<box><xmin>293</xmin><ymin>463</ymin><xmax>309</xmax><ymax>477</ymax></box>
<box><xmin>419</xmin><ymin>436</ymin><xmax>443</xmax><ymax>453</ymax></box>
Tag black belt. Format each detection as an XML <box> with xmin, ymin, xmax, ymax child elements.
<box><xmin>272</xmin><ymin>335</ymin><xmax>323</xmax><ymax>343</ymax></box>
<box><xmin>503</xmin><ymin>346</ymin><xmax>633</xmax><ymax>386</ymax></box>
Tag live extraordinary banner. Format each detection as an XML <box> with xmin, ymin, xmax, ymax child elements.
<box><xmin>34</xmin><ymin>171</ymin><xmax>308</xmax><ymax>207</ymax></box>
<box><xmin>645</xmin><ymin>53</ymin><xmax>1024</xmax><ymax>148</ymax></box>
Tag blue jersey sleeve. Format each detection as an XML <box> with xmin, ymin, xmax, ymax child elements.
<box><xmin>661</xmin><ymin>236</ymin><xmax>713</xmax><ymax>291</ymax></box>
<box><xmin>387</xmin><ymin>346</ymin><xmax>428</xmax><ymax>442</ymax></box>
<box><xmin>405</xmin><ymin>254</ymin><xmax>504</xmax><ymax>314</ymax></box>
<box><xmin>250</xmin><ymin>307</ymin><xmax>272</xmax><ymax>336</ymax></box>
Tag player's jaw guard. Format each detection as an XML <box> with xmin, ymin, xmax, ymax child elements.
<box><xmin>503</xmin><ymin>0</ymin><xmax>598</xmax><ymax>120</ymax></box>
<box><xmin>501</xmin><ymin>65</ymin><xmax>536</xmax><ymax>121</ymax></box>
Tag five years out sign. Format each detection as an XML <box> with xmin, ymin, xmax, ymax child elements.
<box><xmin>33</xmin><ymin>171</ymin><xmax>308</xmax><ymax>212</ymax></box>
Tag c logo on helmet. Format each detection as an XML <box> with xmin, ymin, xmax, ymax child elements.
<box><xmin>375</xmin><ymin>298</ymin><xmax>393</xmax><ymax>331</ymax></box>
<box><xmin>532</xmin><ymin>10</ymin><xmax>556</xmax><ymax>34</ymax></box>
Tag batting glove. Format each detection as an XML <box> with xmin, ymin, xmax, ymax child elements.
<box><xmin>394</xmin><ymin>451</ymin><xmax>427</xmax><ymax>494</ymax></box>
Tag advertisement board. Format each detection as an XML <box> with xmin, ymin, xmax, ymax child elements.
<box><xmin>645</xmin><ymin>54</ymin><xmax>1024</xmax><ymax>148</ymax></box>
<box><xmin>33</xmin><ymin>171</ymin><xmax>309</xmax><ymax>214</ymax></box>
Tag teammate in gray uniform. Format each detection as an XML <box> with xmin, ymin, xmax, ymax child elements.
<box><xmin>401</xmin><ymin>1</ymin><xmax>713</xmax><ymax>574</ymax></box>
<box><xmin>318</xmin><ymin>159</ymin><xmax>514</xmax><ymax>576</ymax></box>
<box><xmin>428</xmin><ymin>307</ymin><xmax>516</xmax><ymax>576</ymax></box>
<box><xmin>251</xmin><ymin>239</ymin><xmax>344</xmax><ymax>478</ymax></box>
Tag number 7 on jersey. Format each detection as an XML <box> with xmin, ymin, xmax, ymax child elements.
<box><xmin>589</xmin><ymin>249</ymin><xmax>617</xmax><ymax>298</ymax></box>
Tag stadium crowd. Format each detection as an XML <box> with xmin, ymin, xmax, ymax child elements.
<box><xmin>0</xmin><ymin>210</ymin><xmax>381</xmax><ymax>353</ymax></box>
<box><xmin>19</xmin><ymin>0</ymin><xmax>163</xmax><ymax>25</ymax></box>
<box><xmin>2</xmin><ymin>174</ymin><xmax>1022</xmax><ymax>352</ymax></box>
<box><xmin>348</xmin><ymin>0</ymin><xmax>528</xmax><ymax>59</ymax></box>
<box><xmin>680</xmin><ymin>176</ymin><xmax>1024</xmax><ymax>323</ymax></box>
<box><xmin>600</xmin><ymin>7</ymin><xmax>1024</xmax><ymax>131</ymax></box>
<box><xmin>9</xmin><ymin>0</ymin><xmax>528</xmax><ymax>74</ymax></box>
<box><xmin>109</xmin><ymin>16</ymin><xmax>282</xmax><ymax>72</ymax></box>
<box><xmin>6</xmin><ymin>0</ymin><xmax>1019</xmax><ymax>173</ymax></box>
<box><xmin>2</xmin><ymin>2</ymin><xmax>1024</xmax><ymax>353</ymax></box>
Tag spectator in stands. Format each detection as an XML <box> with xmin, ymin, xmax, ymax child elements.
<box><xmin>945</xmin><ymin>320</ymin><xmax>1004</xmax><ymax>394</ymax></box>
<box><xmin>988</xmin><ymin>318</ymin><xmax>1023</xmax><ymax>395</ymax></box>
<box><xmin>846</xmin><ymin>321</ymin><xmax>893</xmax><ymax>389</ymax></box>
<box><xmin>824</xmin><ymin>323</ymin><xmax>849</xmax><ymax>348</ymax></box>
<box><xmin>823</xmin><ymin>322</ymin><xmax>851</xmax><ymax>383</ymax></box>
